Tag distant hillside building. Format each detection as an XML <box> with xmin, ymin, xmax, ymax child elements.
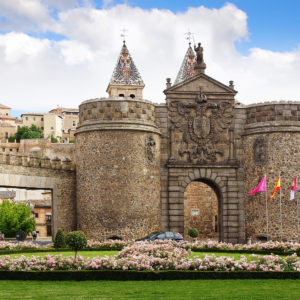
<box><xmin>0</xmin><ymin>104</ymin><xmax>18</xmax><ymax>142</ymax></box>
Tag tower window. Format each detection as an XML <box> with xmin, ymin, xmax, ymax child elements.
<box><xmin>119</xmin><ymin>94</ymin><xmax>125</xmax><ymax>97</ymax></box>
<box><xmin>130</xmin><ymin>94</ymin><xmax>135</xmax><ymax>99</ymax></box>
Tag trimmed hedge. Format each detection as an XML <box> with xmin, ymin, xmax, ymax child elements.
<box><xmin>0</xmin><ymin>270</ymin><xmax>299</xmax><ymax>281</ymax></box>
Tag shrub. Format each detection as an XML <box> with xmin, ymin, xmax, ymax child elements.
<box><xmin>65</xmin><ymin>231</ymin><xmax>87</xmax><ymax>259</ymax></box>
<box><xmin>51</xmin><ymin>136</ymin><xmax>58</xmax><ymax>143</ymax></box>
<box><xmin>8</xmin><ymin>136</ymin><xmax>15</xmax><ymax>142</ymax></box>
<box><xmin>54</xmin><ymin>228</ymin><xmax>66</xmax><ymax>249</ymax></box>
<box><xmin>188</xmin><ymin>228</ymin><xmax>199</xmax><ymax>239</ymax></box>
<box><xmin>15</xmin><ymin>125</ymin><xmax>43</xmax><ymax>141</ymax></box>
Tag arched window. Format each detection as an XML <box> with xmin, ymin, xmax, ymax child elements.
<box><xmin>119</xmin><ymin>94</ymin><xmax>125</xmax><ymax>97</ymax></box>
<box><xmin>130</xmin><ymin>94</ymin><xmax>135</xmax><ymax>99</ymax></box>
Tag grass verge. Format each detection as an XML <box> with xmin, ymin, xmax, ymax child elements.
<box><xmin>0</xmin><ymin>279</ymin><xmax>300</xmax><ymax>299</ymax></box>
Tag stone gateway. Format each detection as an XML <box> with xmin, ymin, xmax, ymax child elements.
<box><xmin>1</xmin><ymin>41</ymin><xmax>300</xmax><ymax>243</ymax></box>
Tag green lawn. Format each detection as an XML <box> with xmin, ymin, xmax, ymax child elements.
<box><xmin>1</xmin><ymin>251</ymin><xmax>293</xmax><ymax>261</ymax></box>
<box><xmin>0</xmin><ymin>251</ymin><xmax>119</xmax><ymax>259</ymax></box>
<box><xmin>0</xmin><ymin>280</ymin><xmax>299</xmax><ymax>299</ymax></box>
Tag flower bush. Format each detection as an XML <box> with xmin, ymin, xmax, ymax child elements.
<box><xmin>185</xmin><ymin>240</ymin><xmax>300</xmax><ymax>253</ymax></box>
<box><xmin>1</xmin><ymin>239</ymin><xmax>300</xmax><ymax>255</ymax></box>
<box><xmin>87</xmin><ymin>239</ymin><xmax>129</xmax><ymax>250</ymax></box>
<box><xmin>0</xmin><ymin>241</ymin><xmax>300</xmax><ymax>272</ymax></box>
<box><xmin>0</xmin><ymin>241</ymin><xmax>51</xmax><ymax>251</ymax></box>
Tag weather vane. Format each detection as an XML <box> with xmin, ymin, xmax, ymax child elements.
<box><xmin>120</xmin><ymin>27</ymin><xmax>128</xmax><ymax>43</ymax></box>
<box><xmin>185</xmin><ymin>29</ymin><xmax>195</xmax><ymax>46</ymax></box>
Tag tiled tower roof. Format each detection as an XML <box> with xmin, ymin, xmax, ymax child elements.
<box><xmin>109</xmin><ymin>41</ymin><xmax>144</xmax><ymax>86</ymax></box>
<box><xmin>174</xmin><ymin>43</ymin><xmax>196</xmax><ymax>85</ymax></box>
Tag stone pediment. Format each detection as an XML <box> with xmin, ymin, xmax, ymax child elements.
<box><xmin>165</xmin><ymin>73</ymin><xmax>237</xmax><ymax>95</ymax></box>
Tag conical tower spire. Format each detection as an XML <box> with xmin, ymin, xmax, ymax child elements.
<box><xmin>107</xmin><ymin>41</ymin><xmax>145</xmax><ymax>99</ymax></box>
<box><xmin>174</xmin><ymin>43</ymin><xmax>196</xmax><ymax>85</ymax></box>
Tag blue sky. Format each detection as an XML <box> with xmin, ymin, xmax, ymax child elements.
<box><xmin>0</xmin><ymin>0</ymin><xmax>300</xmax><ymax>114</ymax></box>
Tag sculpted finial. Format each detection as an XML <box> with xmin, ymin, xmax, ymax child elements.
<box><xmin>194</xmin><ymin>42</ymin><xmax>206</xmax><ymax>74</ymax></box>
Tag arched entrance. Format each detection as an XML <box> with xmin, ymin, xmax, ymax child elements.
<box><xmin>184</xmin><ymin>179</ymin><xmax>220</xmax><ymax>240</ymax></box>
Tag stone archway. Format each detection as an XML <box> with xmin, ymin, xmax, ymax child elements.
<box><xmin>184</xmin><ymin>180</ymin><xmax>219</xmax><ymax>240</ymax></box>
<box><xmin>168</xmin><ymin>168</ymin><xmax>230</xmax><ymax>242</ymax></box>
<box><xmin>0</xmin><ymin>169</ymin><xmax>76</xmax><ymax>239</ymax></box>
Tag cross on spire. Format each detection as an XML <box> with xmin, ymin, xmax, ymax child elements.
<box><xmin>120</xmin><ymin>27</ymin><xmax>128</xmax><ymax>43</ymax></box>
<box><xmin>185</xmin><ymin>29</ymin><xmax>194</xmax><ymax>45</ymax></box>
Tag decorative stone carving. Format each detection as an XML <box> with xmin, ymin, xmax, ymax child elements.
<box><xmin>170</xmin><ymin>88</ymin><xmax>233</xmax><ymax>164</ymax></box>
<box><xmin>253</xmin><ymin>137</ymin><xmax>267</xmax><ymax>165</ymax></box>
<box><xmin>145</xmin><ymin>135</ymin><xmax>156</xmax><ymax>165</ymax></box>
<box><xmin>194</xmin><ymin>42</ymin><xmax>206</xmax><ymax>73</ymax></box>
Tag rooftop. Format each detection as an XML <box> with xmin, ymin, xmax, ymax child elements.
<box><xmin>0</xmin><ymin>104</ymin><xmax>11</xmax><ymax>109</ymax></box>
<box><xmin>174</xmin><ymin>43</ymin><xmax>196</xmax><ymax>85</ymax></box>
<box><xmin>109</xmin><ymin>41</ymin><xmax>144</xmax><ymax>87</ymax></box>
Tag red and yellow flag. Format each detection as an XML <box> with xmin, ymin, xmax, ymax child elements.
<box><xmin>270</xmin><ymin>177</ymin><xmax>280</xmax><ymax>199</ymax></box>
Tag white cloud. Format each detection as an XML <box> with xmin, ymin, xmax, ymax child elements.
<box><xmin>0</xmin><ymin>2</ymin><xmax>299</xmax><ymax>112</ymax></box>
<box><xmin>58</xmin><ymin>40</ymin><xmax>95</xmax><ymax>65</ymax></box>
<box><xmin>0</xmin><ymin>0</ymin><xmax>52</xmax><ymax>31</ymax></box>
<box><xmin>0</xmin><ymin>32</ymin><xmax>50</xmax><ymax>63</ymax></box>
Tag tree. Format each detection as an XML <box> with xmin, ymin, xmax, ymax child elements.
<box><xmin>14</xmin><ymin>125</ymin><xmax>43</xmax><ymax>141</ymax></box>
<box><xmin>0</xmin><ymin>201</ymin><xmax>36</xmax><ymax>238</ymax></box>
<box><xmin>54</xmin><ymin>228</ymin><xmax>66</xmax><ymax>249</ymax></box>
<box><xmin>188</xmin><ymin>227</ymin><xmax>199</xmax><ymax>239</ymax></box>
<box><xmin>65</xmin><ymin>231</ymin><xmax>87</xmax><ymax>259</ymax></box>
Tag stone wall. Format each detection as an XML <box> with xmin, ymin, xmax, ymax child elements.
<box><xmin>184</xmin><ymin>181</ymin><xmax>218</xmax><ymax>239</ymax></box>
<box><xmin>0</xmin><ymin>155</ymin><xmax>76</xmax><ymax>237</ymax></box>
<box><xmin>19</xmin><ymin>139</ymin><xmax>75</xmax><ymax>161</ymax></box>
<box><xmin>79</xmin><ymin>98</ymin><xmax>156</xmax><ymax>124</ymax></box>
<box><xmin>155</xmin><ymin>104</ymin><xmax>169</xmax><ymax>231</ymax></box>
<box><xmin>243</xmin><ymin>102</ymin><xmax>300</xmax><ymax>241</ymax></box>
<box><xmin>163</xmin><ymin>73</ymin><xmax>244</xmax><ymax>243</ymax></box>
<box><xmin>246</xmin><ymin>102</ymin><xmax>300</xmax><ymax>124</ymax></box>
<box><xmin>76</xmin><ymin>98</ymin><xmax>161</xmax><ymax>241</ymax></box>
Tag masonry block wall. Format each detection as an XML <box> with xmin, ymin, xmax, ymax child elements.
<box><xmin>243</xmin><ymin>102</ymin><xmax>300</xmax><ymax>241</ymax></box>
<box><xmin>0</xmin><ymin>156</ymin><xmax>76</xmax><ymax>237</ymax></box>
<box><xmin>75</xmin><ymin>98</ymin><xmax>161</xmax><ymax>240</ymax></box>
<box><xmin>155</xmin><ymin>104</ymin><xmax>169</xmax><ymax>231</ymax></box>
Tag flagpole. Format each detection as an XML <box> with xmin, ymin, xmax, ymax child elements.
<box><xmin>279</xmin><ymin>173</ymin><xmax>283</xmax><ymax>241</ymax></box>
<box><xmin>296</xmin><ymin>177</ymin><xmax>299</xmax><ymax>243</ymax></box>
<box><xmin>265</xmin><ymin>174</ymin><xmax>269</xmax><ymax>241</ymax></box>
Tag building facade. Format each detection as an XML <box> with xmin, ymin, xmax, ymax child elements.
<box><xmin>1</xmin><ymin>41</ymin><xmax>300</xmax><ymax>243</ymax></box>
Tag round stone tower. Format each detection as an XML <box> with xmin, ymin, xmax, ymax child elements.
<box><xmin>75</xmin><ymin>42</ymin><xmax>161</xmax><ymax>240</ymax></box>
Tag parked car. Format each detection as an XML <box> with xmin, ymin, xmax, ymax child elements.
<box><xmin>137</xmin><ymin>231</ymin><xmax>183</xmax><ymax>242</ymax></box>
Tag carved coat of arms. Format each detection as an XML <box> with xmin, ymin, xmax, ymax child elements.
<box><xmin>170</xmin><ymin>90</ymin><xmax>233</xmax><ymax>163</ymax></box>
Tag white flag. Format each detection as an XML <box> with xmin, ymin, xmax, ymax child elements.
<box><xmin>290</xmin><ymin>190</ymin><xmax>295</xmax><ymax>200</ymax></box>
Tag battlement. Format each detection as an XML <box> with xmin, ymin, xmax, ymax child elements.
<box><xmin>0</xmin><ymin>153</ymin><xmax>75</xmax><ymax>171</ymax></box>
<box><xmin>245</xmin><ymin>101</ymin><xmax>300</xmax><ymax>125</ymax></box>
<box><xmin>76</xmin><ymin>98</ymin><xmax>160</xmax><ymax>135</ymax></box>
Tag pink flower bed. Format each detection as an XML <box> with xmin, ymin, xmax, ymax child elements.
<box><xmin>0</xmin><ymin>241</ymin><xmax>51</xmax><ymax>250</ymax></box>
<box><xmin>186</xmin><ymin>240</ymin><xmax>300</xmax><ymax>253</ymax></box>
<box><xmin>1</xmin><ymin>239</ymin><xmax>300</xmax><ymax>255</ymax></box>
<box><xmin>87</xmin><ymin>240</ymin><xmax>129</xmax><ymax>249</ymax></box>
<box><xmin>0</xmin><ymin>241</ymin><xmax>300</xmax><ymax>272</ymax></box>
